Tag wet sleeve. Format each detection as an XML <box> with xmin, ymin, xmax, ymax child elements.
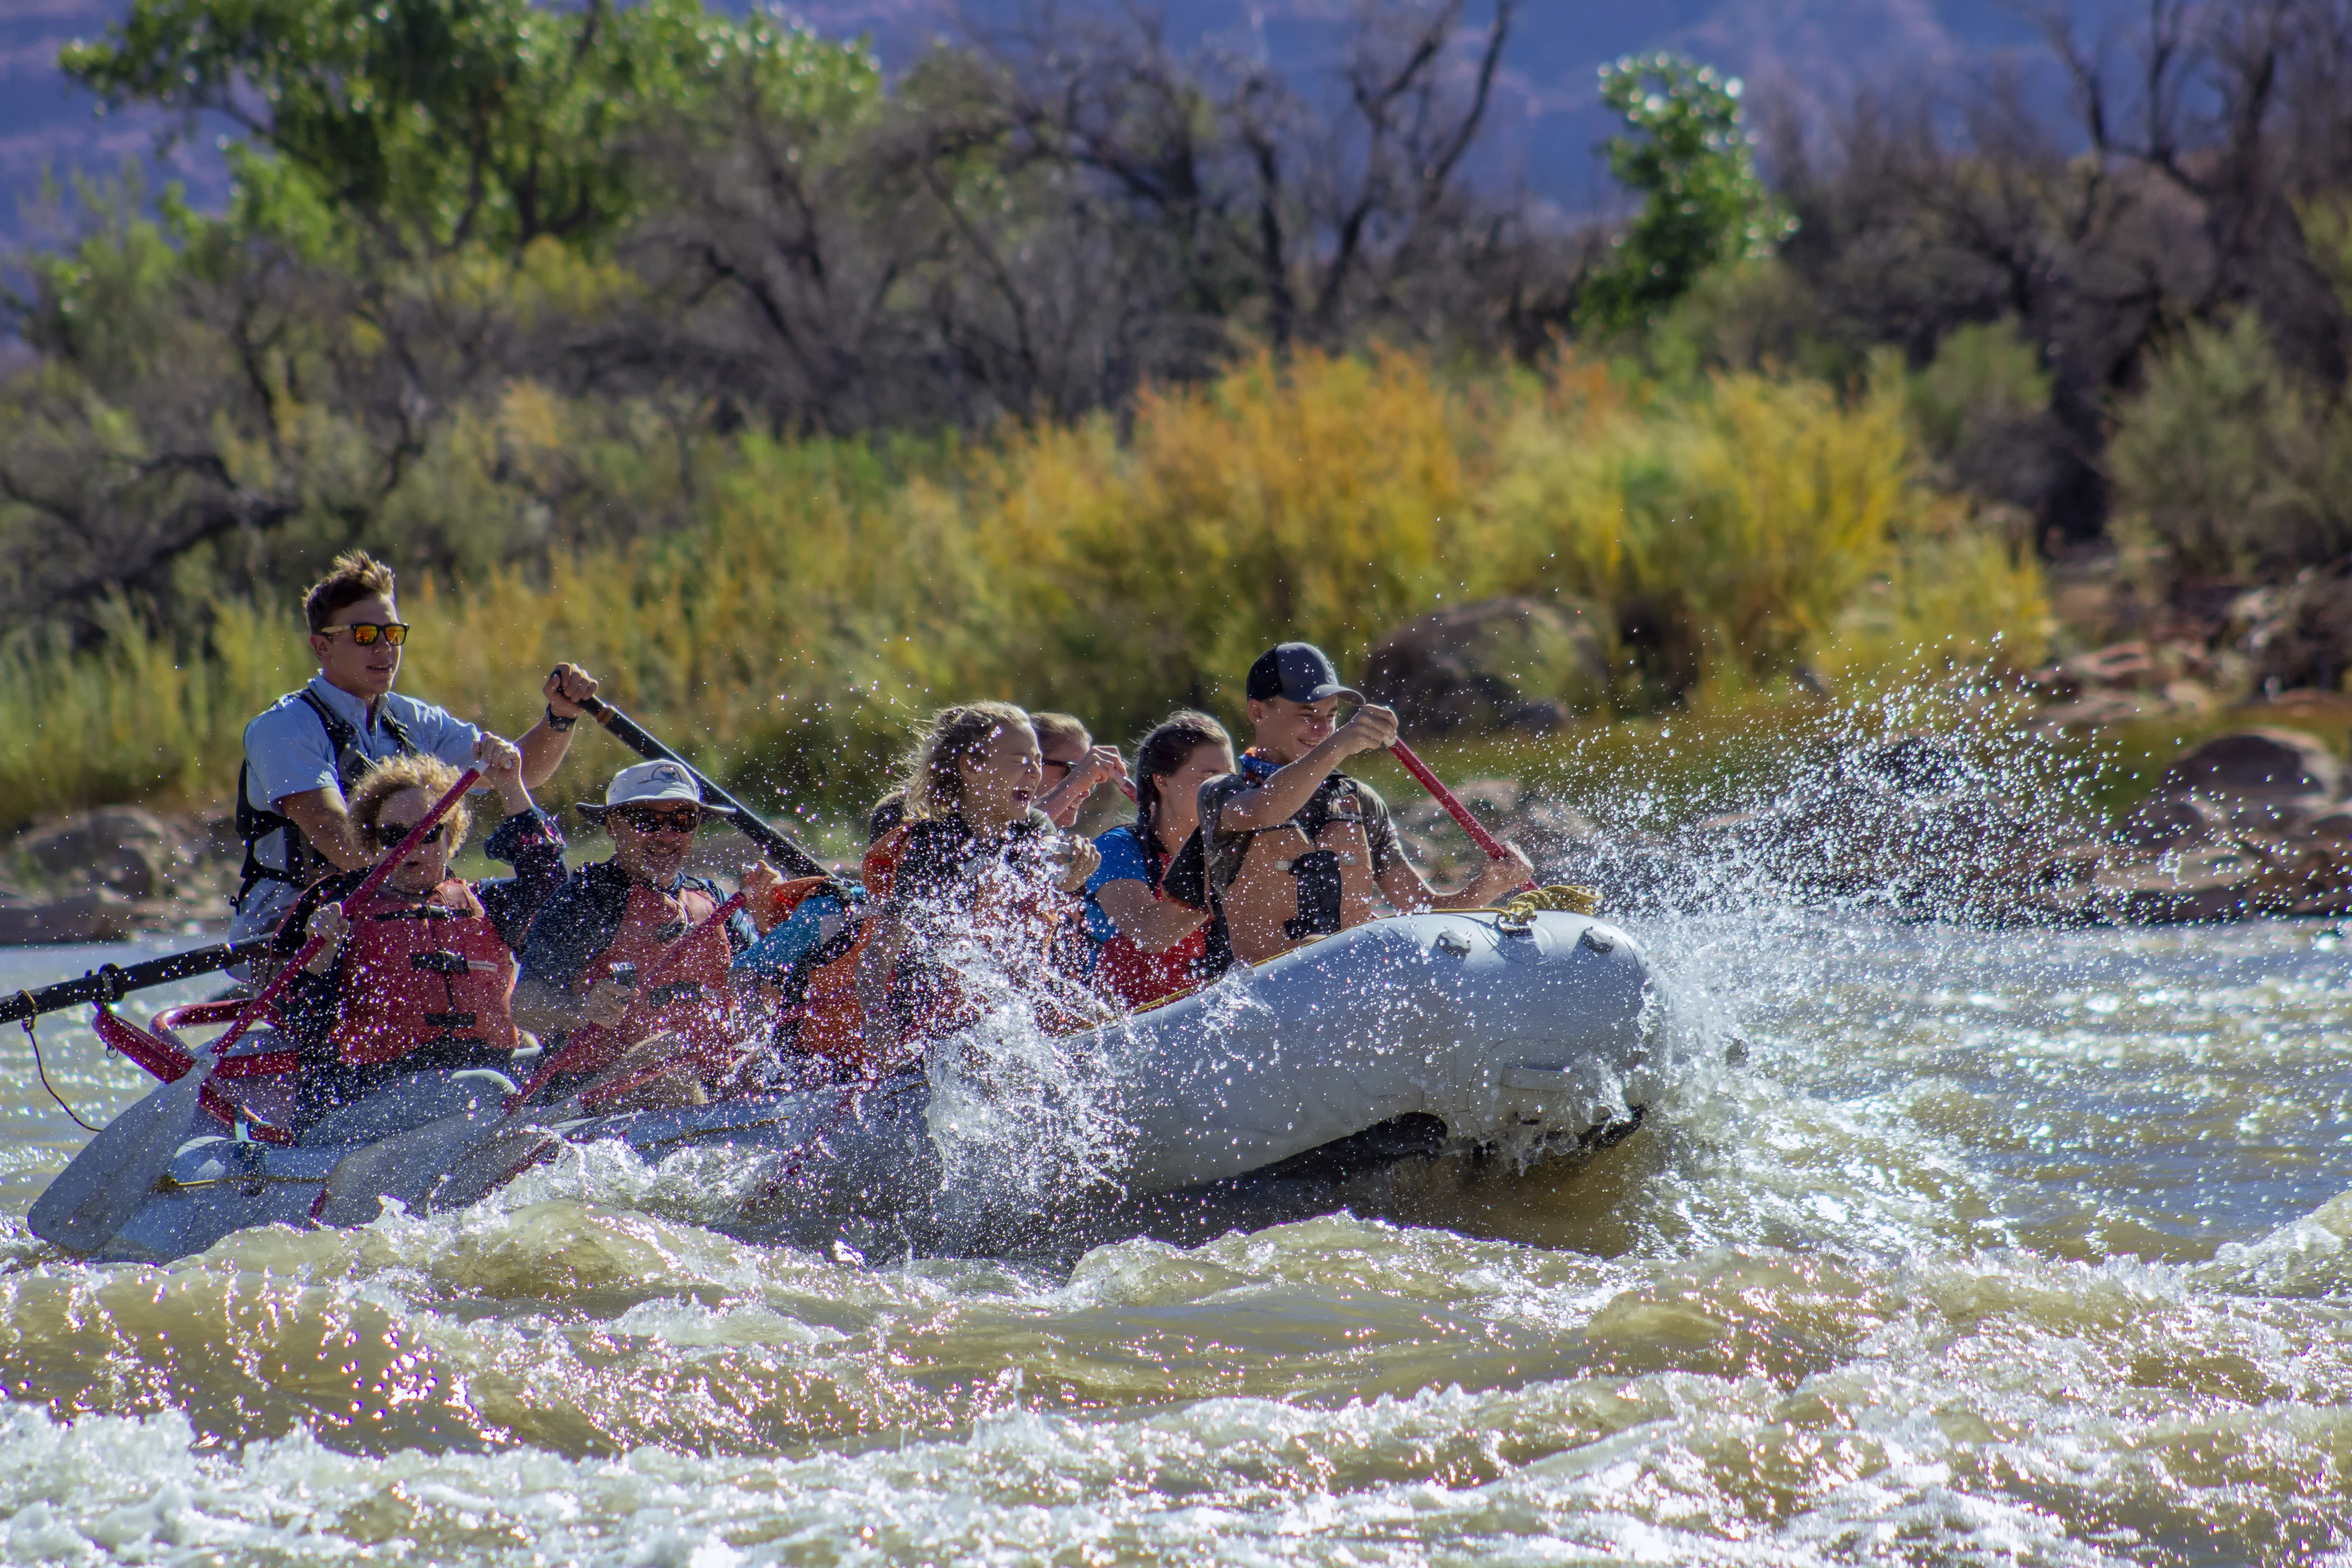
<box><xmin>475</xmin><ymin>809</ymin><xmax>570</xmax><ymax>951</ymax></box>
<box><xmin>1081</xmin><ymin>828</ymin><xmax>1148</xmax><ymax>943</ymax></box>
<box><xmin>1192</xmin><ymin>774</ymin><xmax>1250</xmax><ymax>896</ymax></box>
<box><xmin>516</xmin><ymin>876</ymin><xmax>607</xmax><ymax>990</ymax></box>
<box><xmin>733</xmin><ymin>892</ymin><xmax>849</xmax><ymax>980</ymax></box>
<box><xmin>243</xmin><ymin>700</ymin><xmax>341</xmax><ymax>810</ymax></box>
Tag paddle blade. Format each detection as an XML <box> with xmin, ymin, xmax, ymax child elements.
<box><xmin>317</xmin><ymin>1104</ymin><xmax>507</xmax><ymax>1227</ymax></box>
<box><xmin>28</xmin><ymin>1068</ymin><xmax>207</xmax><ymax>1255</ymax></box>
<box><xmin>430</xmin><ymin>1125</ymin><xmax>563</xmax><ymax>1213</ymax></box>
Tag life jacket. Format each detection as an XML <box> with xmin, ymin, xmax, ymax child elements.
<box><xmin>538</xmin><ymin>880</ymin><xmax>738</xmax><ymax>1085</ymax></box>
<box><xmin>326</xmin><ymin>878</ymin><xmax>518</xmax><ymax>1067</ymax></box>
<box><xmin>787</xmin><ymin>827</ymin><xmax>907</xmax><ymax>1072</ymax></box>
<box><xmin>236</xmin><ymin>687</ymin><xmax>418</xmax><ymax>909</ymax></box>
<box><xmin>1095</xmin><ymin>925</ymin><xmax>1209</xmax><ymax>1011</ymax></box>
<box><xmin>885</xmin><ymin>819</ymin><xmax>1097</xmax><ymax>1045</ymax></box>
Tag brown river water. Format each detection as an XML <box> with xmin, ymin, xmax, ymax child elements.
<box><xmin>1</xmin><ymin>902</ymin><xmax>2349</xmax><ymax>1564</ymax></box>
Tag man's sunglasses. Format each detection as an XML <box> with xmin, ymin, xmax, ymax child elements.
<box><xmin>320</xmin><ymin>622</ymin><xmax>411</xmax><ymax>647</ymax></box>
<box><xmin>617</xmin><ymin>807</ymin><xmax>703</xmax><ymax>834</ymax></box>
<box><xmin>1040</xmin><ymin>759</ymin><xmax>1076</xmax><ymax>780</ymax></box>
<box><xmin>367</xmin><ymin>820</ymin><xmax>446</xmax><ymax>848</ymax></box>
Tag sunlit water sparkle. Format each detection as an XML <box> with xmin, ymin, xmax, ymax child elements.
<box><xmin>2</xmin><ymin>894</ymin><xmax>2349</xmax><ymax>1563</ymax></box>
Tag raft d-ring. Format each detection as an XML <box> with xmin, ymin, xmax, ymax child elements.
<box><xmin>1434</xmin><ymin>929</ymin><xmax>1473</xmax><ymax>957</ymax></box>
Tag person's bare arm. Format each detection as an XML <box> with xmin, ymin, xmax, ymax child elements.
<box><xmin>517</xmin><ymin>663</ymin><xmax>601</xmax><ymax>789</ymax></box>
<box><xmin>1376</xmin><ymin>843</ymin><xmax>1534</xmax><ymax>913</ymax></box>
<box><xmin>1039</xmin><ymin>746</ymin><xmax>1130</xmax><ymax>828</ymax></box>
<box><xmin>274</xmin><ymin>788</ymin><xmax>369</xmax><ymax>873</ymax></box>
<box><xmin>1094</xmin><ymin>879</ymin><xmax>1210</xmax><ymax>954</ymax></box>
<box><xmin>1218</xmin><ymin>707</ymin><xmax>1400</xmax><ymax>832</ymax></box>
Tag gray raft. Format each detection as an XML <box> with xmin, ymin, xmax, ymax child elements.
<box><xmin>49</xmin><ymin>909</ymin><xmax>1667</xmax><ymax>1263</ymax></box>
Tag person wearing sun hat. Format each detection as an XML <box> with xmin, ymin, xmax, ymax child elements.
<box><xmin>510</xmin><ymin>760</ymin><xmax>786</xmax><ymax>1096</ymax></box>
<box><xmin>1190</xmin><ymin>641</ymin><xmax>1532</xmax><ymax>964</ymax></box>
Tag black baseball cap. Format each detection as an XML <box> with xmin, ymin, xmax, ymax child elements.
<box><xmin>1246</xmin><ymin>642</ymin><xmax>1362</xmax><ymax>705</ymax></box>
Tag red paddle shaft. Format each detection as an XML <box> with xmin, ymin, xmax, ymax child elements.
<box><xmin>205</xmin><ymin>768</ymin><xmax>485</xmax><ymax>1065</ymax></box>
<box><xmin>1387</xmin><ymin>741</ymin><xmax>1537</xmax><ymax>893</ymax></box>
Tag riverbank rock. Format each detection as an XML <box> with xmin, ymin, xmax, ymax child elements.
<box><xmin>4</xmin><ymin>805</ymin><xmax>240</xmax><ymax>939</ymax></box>
<box><xmin>2160</xmin><ymin>728</ymin><xmax>2345</xmax><ymax>829</ymax></box>
<box><xmin>1362</xmin><ymin>597</ymin><xmax>1609</xmax><ymax>738</ymax></box>
<box><xmin>1393</xmin><ymin>778</ymin><xmax>1602</xmax><ymax>883</ymax></box>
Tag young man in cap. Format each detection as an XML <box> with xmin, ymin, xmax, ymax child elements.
<box><xmin>1194</xmin><ymin>642</ymin><xmax>1533</xmax><ymax>963</ymax></box>
<box><xmin>510</xmin><ymin>760</ymin><xmax>786</xmax><ymax>1097</ymax></box>
<box><xmin>230</xmin><ymin>548</ymin><xmax>601</xmax><ymax>949</ymax></box>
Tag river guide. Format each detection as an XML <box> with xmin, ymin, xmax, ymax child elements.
<box><xmin>229</xmin><ymin>550</ymin><xmax>600</xmax><ymax>952</ymax></box>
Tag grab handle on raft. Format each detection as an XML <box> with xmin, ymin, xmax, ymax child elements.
<box><xmin>576</xmin><ymin>695</ymin><xmax>824</xmax><ymax>879</ymax></box>
<box><xmin>1387</xmin><ymin>740</ymin><xmax>1538</xmax><ymax>894</ymax></box>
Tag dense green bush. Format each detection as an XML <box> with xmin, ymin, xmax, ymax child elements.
<box><xmin>2106</xmin><ymin>312</ymin><xmax>2352</xmax><ymax>582</ymax></box>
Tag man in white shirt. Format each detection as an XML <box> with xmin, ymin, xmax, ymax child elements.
<box><xmin>230</xmin><ymin>549</ymin><xmax>601</xmax><ymax>948</ymax></box>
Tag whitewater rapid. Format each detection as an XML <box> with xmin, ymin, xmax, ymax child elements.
<box><xmin>2</xmin><ymin>906</ymin><xmax>2349</xmax><ymax>1564</ymax></box>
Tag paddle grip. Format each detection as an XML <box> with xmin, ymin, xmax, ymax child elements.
<box><xmin>202</xmin><ymin>767</ymin><xmax>484</xmax><ymax>1068</ymax></box>
<box><xmin>579</xmin><ymin>697</ymin><xmax>823</xmax><ymax>878</ymax></box>
<box><xmin>0</xmin><ymin>938</ymin><xmax>279</xmax><ymax>1025</ymax></box>
<box><xmin>1388</xmin><ymin>741</ymin><xmax>1537</xmax><ymax>894</ymax></box>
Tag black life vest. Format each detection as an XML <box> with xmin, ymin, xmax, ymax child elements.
<box><xmin>234</xmin><ymin>687</ymin><xmax>418</xmax><ymax>909</ymax></box>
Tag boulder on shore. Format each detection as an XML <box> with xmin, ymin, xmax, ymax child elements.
<box><xmin>2159</xmin><ymin>728</ymin><xmax>2344</xmax><ymax>829</ymax></box>
<box><xmin>1362</xmin><ymin>597</ymin><xmax>1610</xmax><ymax>738</ymax></box>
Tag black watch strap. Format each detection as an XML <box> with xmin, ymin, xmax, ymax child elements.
<box><xmin>545</xmin><ymin>704</ymin><xmax>578</xmax><ymax>731</ymax></box>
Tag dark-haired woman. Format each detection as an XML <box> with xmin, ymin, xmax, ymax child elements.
<box><xmin>1084</xmin><ymin>711</ymin><xmax>1237</xmax><ymax>1010</ymax></box>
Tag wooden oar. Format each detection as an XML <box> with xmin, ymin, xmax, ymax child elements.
<box><xmin>1388</xmin><ymin>740</ymin><xmax>1538</xmax><ymax>894</ymax></box>
<box><xmin>319</xmin><ymin>890</ymin><xmax>750</xmax><ymax>1224</ymax></box>
<box><xmin>577</xmin><ymin>695</ymin><xmax>823</xmax><ymax>877</ymax></box>
<box><xmin>28</xmin><ymin>768</ymin><xmax>482</xmax><ymax>1255</ymax></box>
<box><xmin>1</xmin><ymin>938</ymin><xmax>279</xmax><ymax>1027</ymax></box>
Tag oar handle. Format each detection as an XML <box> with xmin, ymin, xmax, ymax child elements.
<box><xmin>0</xmin><ymin>938</ymin><xmax>279</xmax><ymax>1025</ymax></box>
<box><xmin>1388</xmin><ymin>741</ymin><xmax>1537</xmax><ymax>893</ymax></box>
<box><xmin>203</xmin><ymin>767</ymin><xmax>484</xmax><ymax>1066</ymax></box>
<box><xmin>578</xmin><ymin>697</ymin><xmax>823</xmax><ymax>878</ymax></box>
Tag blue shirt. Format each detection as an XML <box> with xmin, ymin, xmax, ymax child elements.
<box><xmin>1083</xmin><ymin>823</ymin><xmax>1158</xmax><ymax>943</ymax></box>
<box><xmin>230</xmin><ymin>676</ymin><xmax>484</xmax><ymax>944</ymax></box>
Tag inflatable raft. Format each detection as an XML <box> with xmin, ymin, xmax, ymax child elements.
<box><xmin>36</xmin><ymin>908</ymin><xmax>1666</xmax><ymax>1263</ymax></box>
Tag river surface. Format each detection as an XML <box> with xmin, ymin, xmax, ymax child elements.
<box><xmin>2</xmin><ymin>908</ymin><xmax>2349</xmax><ymax>1566</ymax></box>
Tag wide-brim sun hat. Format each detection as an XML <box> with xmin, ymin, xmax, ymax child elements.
<box><xmin>574</xmin><ymin>759</ymin><xmax>736</xmax><ymax>826</ymax></box>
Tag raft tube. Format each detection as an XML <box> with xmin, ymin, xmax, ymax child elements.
<box><xmin>53</xmin><ymin>909</ymin><xmax>1665</xmax><ymax>1263</ymax></box>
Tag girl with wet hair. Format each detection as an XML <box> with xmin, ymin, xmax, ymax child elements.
<box><xmin>802</xmin><ymin>704</ymin><xmax>1105</xmax><ymax>1071</ymax></box>
<box><xmin>1084</xmin><ymin>710</ymin><xmax>1236</xmax><ymax>1008</ymax></box>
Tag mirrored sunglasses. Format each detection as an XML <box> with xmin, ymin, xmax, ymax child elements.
<box><xmin>323</xmin><ymin>621</ymin><xmax>411</xmax><ymax>646</ymax></box>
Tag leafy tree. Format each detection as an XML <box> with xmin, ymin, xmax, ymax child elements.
<box><xmin>1580</xmin><ymin>53</ymin><xmax>1790</xmax><ymax>333</ymax></box>
<box><xmin>60</xmin><ymin>0</ymin><xmax>878</xmax><ymax>260</ymax></box>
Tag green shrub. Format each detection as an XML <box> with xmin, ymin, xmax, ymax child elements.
<box><xmin>2106</xmin><ymin>311</ymin><xmax>2352</xmax><ymax>581</ymax></box>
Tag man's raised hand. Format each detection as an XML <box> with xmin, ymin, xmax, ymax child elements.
<box><xmin>302</xmin><ymin>901</ymin><xmax>352</xmax><ymax>972</ymax></box>
<box><xmin>1333</xmin><ymin>703</ymin><xmax>1401</xmax><ymax>758</ymax></box>
<box><xmin>740</xmin><ymin>860</ymin><xmax>789</xmax><ymax>932</ymax></box>
<box><xmin>545</xmin><ymin>663</ymin><xmax>601</xmax><ymax>718</ymax></box>
<box><xmin>474</xmin><ymin>732</ymin><xmax>532</xmax><ymax>812</ymax></box>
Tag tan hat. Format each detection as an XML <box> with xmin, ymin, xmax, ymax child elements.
<box><xmin>575</xmin><ymin>759</ymin><xmax>734</xmax><ymax>824</ymax></box>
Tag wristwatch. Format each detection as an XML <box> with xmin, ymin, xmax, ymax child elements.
<box><xmin>545</xmin><ymin>704</ymin><xmax>577</xmax><ymax>731</ymax></box>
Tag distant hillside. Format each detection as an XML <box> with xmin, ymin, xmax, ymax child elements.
<box><xmin>2</xmin><ymin>0</ymin><xmax>2084</xmax><ymax>246</ymax></box>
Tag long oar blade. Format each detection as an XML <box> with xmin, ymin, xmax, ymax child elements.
<box><xmin>317</xmin><ymin>1103</ymin><xmax>511</xmax><ymax>1226</ymax></box>
<box><xmin>27</xmin><ymin>1067</ymin><xmax>207</xmax><ymax>1254</ymax></box>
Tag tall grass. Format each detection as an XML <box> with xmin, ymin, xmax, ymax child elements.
<box><xmin>0</xmin><ymin>350</ymin><xmax>2042</xmax><ymax>830</ymax></box>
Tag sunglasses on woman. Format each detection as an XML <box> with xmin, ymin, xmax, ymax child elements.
<box><xmin>366</xmin><ymin>819</ymin><xmax>446</xmax><ymax>848</ymax></box>
<box><xmin>320</xmin><ymin>621</ymin><xmax>411</xmax><ymax>647</ymax></box>
<box><xmin>617</xmin><ymin>806</ymin><xmax>702</xmax><ymax>834</ymax></box>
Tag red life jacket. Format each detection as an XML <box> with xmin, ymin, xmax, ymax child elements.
<box><xmin>541</xmin><ymin>880</ymin><xmax>738</xmax><ymax>1084</ymax></box>
<box><xmin>328</xmin><ymin>878</ymin><xmax>519</xmax><ymax>1067</ymax></box>
<box><xmin>1095</xmin><ymin>925</ymin><xmax>1209</xmax><ymax>1011</ymax></box>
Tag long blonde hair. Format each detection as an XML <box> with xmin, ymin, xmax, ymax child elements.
<box><xmin>347</xmin><ymin>752</ymin><xmax>475</xmax><ymax>854</ymax></box>
<box><xmin>898</xmin><ymin>702</ymin><xmax>1033</xmax><ymax>822</ymax></box>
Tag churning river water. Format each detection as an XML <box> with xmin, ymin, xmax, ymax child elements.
<box><xmin>0</xmin><ymin>904</ymin><xmax>2348</xmax><ymax>1566</ymax></box>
